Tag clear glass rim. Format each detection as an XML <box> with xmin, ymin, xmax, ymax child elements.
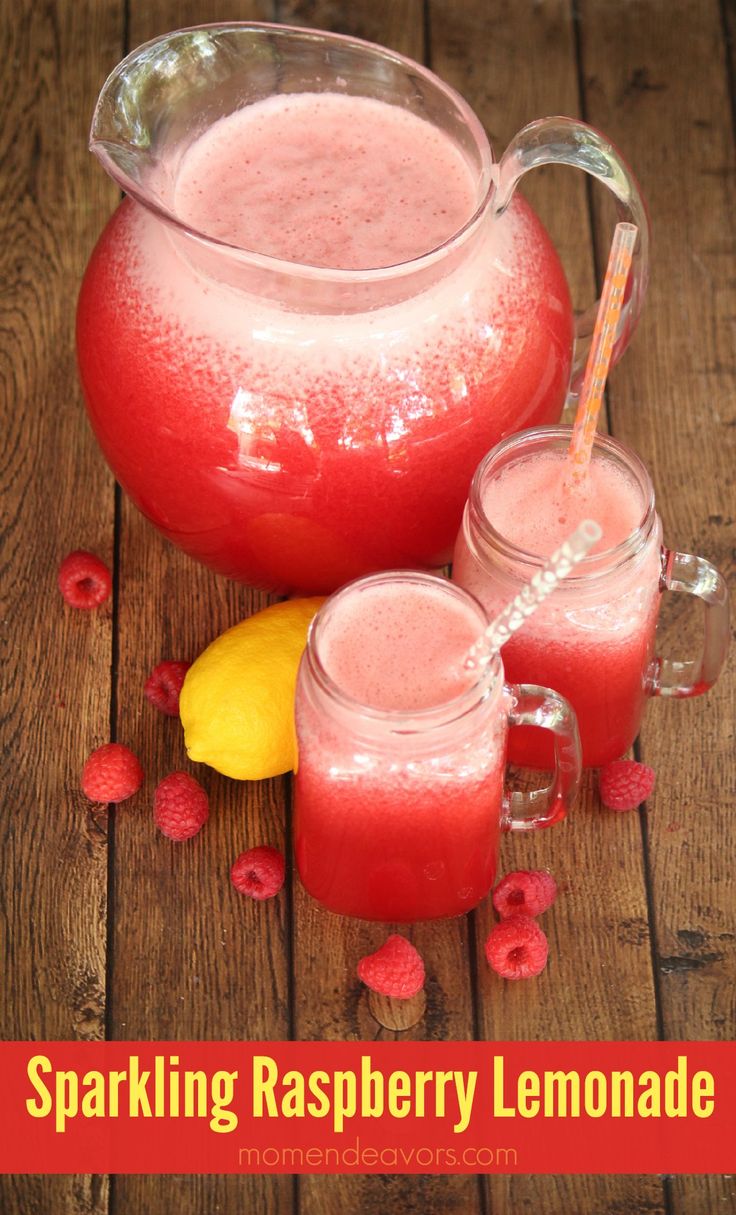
<box><xmin>467</xmin><ymin>425</ymin><xmax>658</xmax><ymax>581</ymax></box>
<box><xmin>90</xmin><ymin>21</ymin><xmax>496</xmax><ymax>284</ymax></box>
<box><xmin>305</xmin><ymin>570</ymin><xmax>503</xmax><ymax>728</ymax></box>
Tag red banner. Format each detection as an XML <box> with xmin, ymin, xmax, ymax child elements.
<box><xmin>0</xmin><ymin>1041</ymin><xmax>733</xmax><ymax>1174</ymax></box>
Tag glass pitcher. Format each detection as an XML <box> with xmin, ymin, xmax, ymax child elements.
<box><xmin>78</xmin><ymin>22</ymin><xmax>649</xmax><ymax>593</ymax></box>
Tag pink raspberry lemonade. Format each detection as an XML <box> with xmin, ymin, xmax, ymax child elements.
<box><xmin>453</xmin><ymin>428</ymin><xmax>664</xmax><ymax>768</ymax></box>
<box><xmin>78</xmin><ymin>84</ymin><xmax>572</xmax><ymax>591</ymax></box>
<box><xmin>293</xmin><ymin>572</ymin><xmax>580</xmax><ymax>922</ymax></box>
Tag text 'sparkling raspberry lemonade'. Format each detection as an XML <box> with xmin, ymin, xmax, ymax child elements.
<box><xmin>453</xmin><ymin>429</ymin><xmax>664</xmax><ymax>768</ymax></box>
<box><xmin>77</xmin><ymin>91</ymin><xmax>572</xmax><ymax>591</ymax></box>
<box><xmin>293</xmin><ymin>575</ymin><xmax>507</xmax><ymax>921</ymax></box>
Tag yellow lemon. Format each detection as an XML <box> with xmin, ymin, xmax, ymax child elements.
<box><xmin>180</xmin><ymin>597</ymin><xmax>325</xmax><ymax>780</ymax></box>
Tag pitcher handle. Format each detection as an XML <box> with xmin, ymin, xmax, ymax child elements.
<box><xmin>494</xmin><ymin>117</ymin><xmax>650</xmax><ymax>400</ymax></box>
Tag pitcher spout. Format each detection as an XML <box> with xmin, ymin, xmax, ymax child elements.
<box><xmin>89</xmin><ymin>26</ymin><xmax>246</xmax><ymax>216</ymax></box>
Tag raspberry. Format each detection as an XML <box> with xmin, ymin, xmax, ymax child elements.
<box><xmin>154</xmin><ymin>772</ymin><xmax>209</xmax><ymax>841</ymax></box>
<box><xmin>231</xmin><ymin>846</ymin><xmax>285</xmax><ymax>900</ymax></box>
<box><xmin>58</xmin><ymin>550</ymin><xmax>112</xmax><ymax>609</ymax></box>
<box><xmin>485</xmin><ymin>916</ymin><xmax>549</xmax><ymax>980</ymax></box>
<box><xmin>82</xmin><ymin>743</ymin><xmax>143</xmax><ymax>803</ymax></box>
<box><xmin>492</xmin><ymin>870</ymin><xmax>558</xmax><ymax>919</ymax></box>
<box><xmin>144</xmin><ymin>660</ymin><xmax>191</xmax><ymax>717</ymax></box>
<box><xmin>357</xmin><ymin>934</ymin><xmax>425</xmax><ymax>1000</ymax></box>
<box><xmin>599</xmin><ymin>759</ymin><xmax>656</xmax><ymax>811</ymax></box>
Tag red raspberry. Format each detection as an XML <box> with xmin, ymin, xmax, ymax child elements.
<box><xmin>82</xmin><ymin>743</ymin><xmax>143</xmax><ymax>803</ymax></box>
<box><xmin>357</xmin><ymin>934</ymin><xmax>425</xmax><ymax>1000</ymax></box>
<box><xmin>492</xmin><ymin>869</ymin><xmax>558</xmax><ymax>919</ymax></box>
<box><xmin>154</xmin><ymin>772</ymin><xmax>209</xmax><ymax>841</ymax></box>
<box><xmin>144</xmin><ymin>660</ymin><xmax>191</xmax><ymax>717</ymax></box>
<box><xmin>231</xmin><ymin>846</ymin><xmax>285</xmax><ymax>900</ymax></box>
<box><xmin>58</xmin><ymin>550</ymin><xmax>112</xmax><ymax>609</ymax></box>
<box><xmin>599</xmin><ymin>759</ymin><xmax>656</xmax><ymax>811</ymax></box>
<box><xmin>485</xmin><ymin>916</ymin><xmax>549</xmax><ymax>980</ymax></box>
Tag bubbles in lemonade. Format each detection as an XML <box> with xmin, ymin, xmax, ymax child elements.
<box><xmin>312</xmin><ymin>578</ymin><xmax>480</xmax><ymax>709</ymax></box>
<box><xmin>482</xmin><ymin>449</ymin><xmax>644</xmax><ymax>556</ymax></box>
<box><xmin>173</xmin><ymin>93</ymin><xmax>479</xmax><ymax>269</ymax></box>
<box><xmin>77</xmin><ymin>92</ymin><xmax>573</xmax><ymax>591</ymax></box>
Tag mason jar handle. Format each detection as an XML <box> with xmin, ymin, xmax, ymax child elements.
<box><xmin>502</xmin><ymin>683</ymin><xmax>581</xmax><ymax>831</ymax></box>
<box><xmin>648</xmin><ymin>548</ymin><xmax>730</xmax><ymax>698</ymax></box>
<box><xmin>494</xmin><ymin>117</ymin><xmax>650</xmax><ymax>398</ymax></box>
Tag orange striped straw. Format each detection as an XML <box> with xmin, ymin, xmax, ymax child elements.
<box><xmin>567</xmin><ymin>222</ymin><xmax>638</xmax><ymax>481</ymax></box>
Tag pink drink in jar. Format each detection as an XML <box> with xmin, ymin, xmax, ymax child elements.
<box><xmin>456</xmin><ymin>429</ymin><xmax>730</xmax><ymax>768</ymax></box>
<box><xmin>294</xmin><ymin>572</ymin><xmax>580</xmax><ymax>921</ymax></box>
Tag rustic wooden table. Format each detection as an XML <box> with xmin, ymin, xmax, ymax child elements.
<box><xmin>2</xmin><ymin>1</ymin><xmax>734</xmax><ymax>1212</ymax></box>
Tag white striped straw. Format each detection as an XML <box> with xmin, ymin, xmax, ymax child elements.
<box><xmin>464</xmin><ymin>519</ymin><xmax>603</xmax><ymax>669</ymax></box>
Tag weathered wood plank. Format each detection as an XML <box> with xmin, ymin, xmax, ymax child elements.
<box><xmin>432</xmin><ymin>1</ymin><xmax>664</xmax><ymax>1212</ymax></box>
<box><xmin>276</xmin><ymin>0</ymin><xmax>424</xmax><ymax>50</ymax></box>
<box><xmin>579</xmin><ymin>1</ymin><xmax>736</xmax><ymax>1211</ymax></box>
<box><xmin>107</xmin><ymin>3</ymin><xmax>290</xmax><ymax>1214</ymax></box>
<box><xmin>0</xmin><ymin>0</ymin><xmax>124</xmax><ymax>1211</ymax></box>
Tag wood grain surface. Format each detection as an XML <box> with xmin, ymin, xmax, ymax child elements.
<box><xmin>1</xmin><ymin>1</ymin><xmax>122</xmax><ymax>1212</ymax></box>
<box><xmin>0</xmin><ymin>1</ymin><xmax>734</xmax><ymax>1214</ymax></box>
